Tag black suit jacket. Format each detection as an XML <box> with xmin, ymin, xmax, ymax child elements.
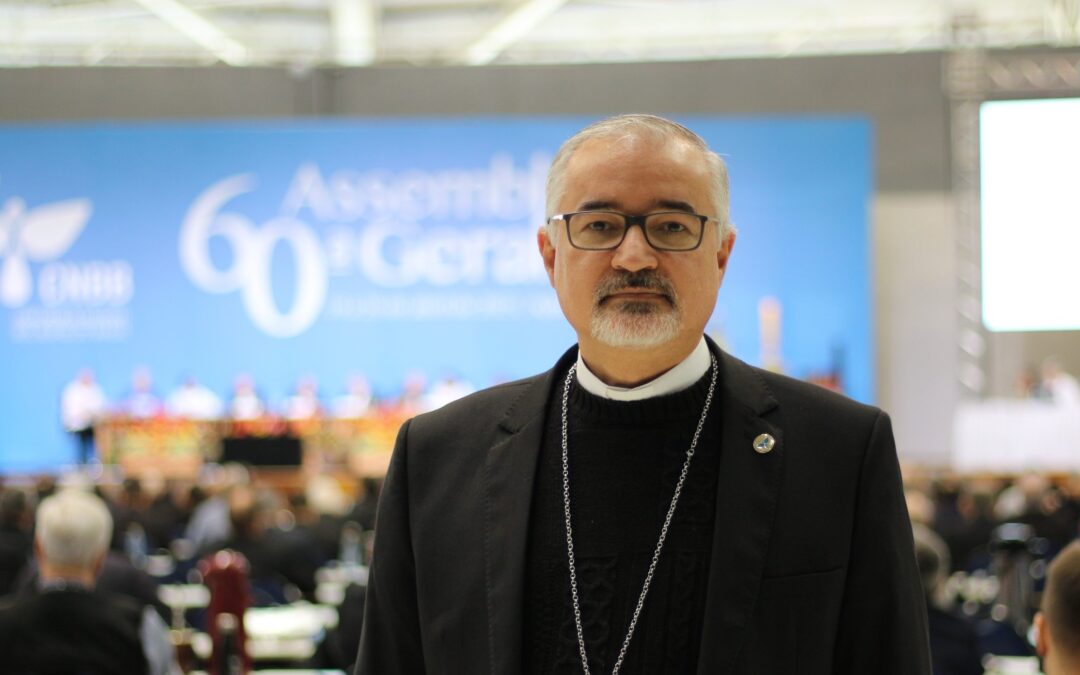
<box><xmin>357</xmin><ymin>343</ymin><xmax>931</xmax><ymax>674</ymax></box>
<box><xmin>0</xmin><ymin>587</ymin><xmax>149</xmax><ymax>675</ymax></box>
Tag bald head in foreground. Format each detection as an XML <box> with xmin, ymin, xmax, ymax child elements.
<box><xmin>356</xmin><ymin>115</ymin><xmax>930</xmax><ymax>675</ymax></box>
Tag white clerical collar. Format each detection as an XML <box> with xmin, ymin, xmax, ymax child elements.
<box><xmin>576</xmin><ymin>337</ymin><xmax>711</xmax><ymax>401</ymax></box>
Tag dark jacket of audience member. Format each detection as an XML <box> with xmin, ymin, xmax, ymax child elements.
<box><xmin>0</xmin><ymin>489</ymin><xmax>33</xmax><ymax>596</ymax></box>
<box><xmin>914</xmin><ymin>524</ymin><xmax>985</xmax><ymax>675</ymax></box>
<box><xmin>0</xmin><ymin>585</ymin><xmax>149</xmax><ymax>675</ymax></box>
<box><xmin>16</xmin><ymin>549</ymin><xmax>170</xmax><ymax>623</ymax></box>
<box><xmin>311</xmin><ymin>582</ymin><xmax>365</xmax><ymax>672</ymax></box>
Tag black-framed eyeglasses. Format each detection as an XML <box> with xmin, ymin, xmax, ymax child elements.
<box><xmin>547</xmin><ymin>210</ymin><xmax>713</xmax><ymax>251</ymax></box>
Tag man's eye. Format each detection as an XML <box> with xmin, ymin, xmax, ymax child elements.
<box><xmin>657</xmin><ymin>220</ymin><xmax>688</xmax><ymax>233</ymax></box>
<box><xmin>585</xmin><ymin>220</ymin><xmax>615</xmax><ymax>231</ymax></box>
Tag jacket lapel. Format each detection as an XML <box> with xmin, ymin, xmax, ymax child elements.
<box><xmin>482</xmin><ymin>348</ymin><xmax>576</xmax><ymax>675</ymax></box>
<box><xmin>697</xmin><ymin>347</ymin><xmax>785</xmax><ymax>674</ymax></box>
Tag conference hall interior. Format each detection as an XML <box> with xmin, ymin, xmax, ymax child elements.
<box><xmin>1</xmin><ymin>1</ymin><xmax>1079</xmax><ymax>673</ymax></box>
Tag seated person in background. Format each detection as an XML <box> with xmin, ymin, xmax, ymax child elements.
<box><xmin>1041</xmin><ymin>357</ymin><xmax>1080</xmax><ymax>408</ymax></box>
<box><xmin>311</xmin><ymin>582</ymin><xmax>366</xmax><ymax>672</ymax></box>
<box><xmin>166</xmin><ymin>375</ymin><xmax>224</xmax><ymax>420</ymax></box>
<box><xmin>913</xmin><ymin>524</ymin><xmax>983</xmax><ymax>675</ymax></box>
<box><xmin>333</xmin><ymin>374</ymin><xmax>373</xmax><ymax>419</ymax></box>
<box><xmin>229</xmin><ymin>373</ymin><xmax>266</xmax><ymax>420</ymax></box>
<box><xmin>0</xmin><ymin>488</ymin><xmax>33</xmax><ymax>596</ymax></box>
<box><xmin>206</xmin><ymin>485</ymin><xmax>319</xmax><ymax>603</ymax></box>
<box><xmin>185</xmin><ymin>462</ymin><xmax>250</xmax><ymax>551</ymax></box>
<box><xmin>139</xmin><ymin>473</ymin><xmax>188</xmax><ymax>551</ymax></box>
<box><xmin>305</xmin><ymin>475</ymin><xmax>353</xmax><ymax>562</ymax></box>
<box><xmin>122</xmin><ymin>367</ymin><xmax>164</xmax><ymax>419</ymax></box>
<box><xmin>15</xmin><ymin>495</ymin><xmax>171</xmax><ymax>625</ymax></box>
<box><xmin>1035</xmin><ymin>540</ymin><xmax>1080</xmax><ymax>675</ymax></box>
<box><xmin>275</xmin><ymin>493</ymin><xmax>329</xmax><ymax>591</ymax></box>
<box><xmin>422</xmin><ymin>373</ymin><xmax>475</xmax><ymax>411</ymax></box>
<box><xmin>0</xmin><ymin>489</ymin><xmax>177</xmax><ymax>675</ymax></box>
<box><xmin>285</xmin><ymin>376</ymin><xmax>323</xmax><ymax>420</ymax></box>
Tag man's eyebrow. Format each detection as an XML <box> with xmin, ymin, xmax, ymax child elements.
<box><xmin>578</xmin><ymin>199</ymin><xmax>618</xmax><ymax>211</ymax></box>
<box><xmin>575</xmin><ymin>199</ymin><xmax>698</xmax><ymax>213</ymax></box>
<box><xmin>655</xmin><ymin>199</ymin><xmax>696</xmax><ymax>213</ymax></box>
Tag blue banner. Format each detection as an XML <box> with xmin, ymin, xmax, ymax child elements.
<box><xmin>0</xmin><ymin>117</ymin><xmax>871</xmax><ymax>472</ymax></box>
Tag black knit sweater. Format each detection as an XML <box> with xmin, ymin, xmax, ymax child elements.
<box><xmin>524</xmin><ymin>367</ymin><xmax>722</xmax><ymax>674</ymax></box>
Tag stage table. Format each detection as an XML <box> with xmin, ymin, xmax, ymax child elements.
<box><xmin>953</xmin><ymin>400</ymin><xmax>1080</xmax><ymax>473</ymax></box>
<box><xmin>96</xmin><ymin>412</ymin><xmax>408</xmax><ymax>478</ymax></box>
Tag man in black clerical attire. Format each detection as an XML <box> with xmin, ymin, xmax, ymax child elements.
<box><xmin>356</xmin><ymin>115</ymin><xmax>931</xmax><ymax>674</ymax></box>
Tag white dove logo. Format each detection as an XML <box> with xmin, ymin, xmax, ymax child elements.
<box><xmin>0</xmin><ymin>196</ymin><xmax>93</xmax><ymax>308</ymax></box>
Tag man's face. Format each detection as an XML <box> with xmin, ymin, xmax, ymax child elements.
<box><xmin>539</xmin><ymin>134</ymin><xmax>734</xmax><ymax>357</ymax></box>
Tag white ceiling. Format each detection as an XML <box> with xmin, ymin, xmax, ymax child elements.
<box><xmin>0</xmin><ymin>0</ymin><xmax>1077</xmax><ymax>67</ymax></box>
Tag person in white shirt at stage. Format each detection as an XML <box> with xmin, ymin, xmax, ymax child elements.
<box><xmin>332</xmin><ymin>375</ymin><xmax>374</xmax><ymax>419</ymax></box>
<box><xmin>1042</xmin><ymin>357</ymin><xmax>1080</xmax><ymax>408</ymax></box>
<box><xmin>121</xmin><ymin>367</ymin><xmax>163</xmax><ymax>419</ymax></box>
<box><xmin>165</xmin><ymin>376</ymin><xmax>224</xmax><ymax>420</ymax></box>
<box><xmin>285</xmin><ymin>376</ymin><xmax>323</xmax><ymax>420</ymax></box>
<box><xmin>60</xmin><ymin>368</ymin><xmax>108</xmax><ymax>464</ymax></box>
<box><xmin>228</xmin><ymin>374</ymin><xmax>266</xmax><ymax>421</ymax></box>
<box><xmin>423</xmin><ymin>374</ymin><xmax>476</xmax><ymax>412</ymax></box>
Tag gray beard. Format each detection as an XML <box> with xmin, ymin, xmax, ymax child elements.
<box><xmin>589</xmin><ymin>270</ymin><xmax>681</xmax><ymax>348</ymax></box>
<box><xmin>590</xmin><ymin>299</ymin><xmax>681</xmax><ymax>348</ymax></box>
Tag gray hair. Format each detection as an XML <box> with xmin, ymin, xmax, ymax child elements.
<box><xmin>545</xmin><ymin>114</ymin><xmax>734</xmax><ymax>240</ymax></box>
<box><xmin>36</xmin><ymin>489</ymin><xmax>112</xmax><ymax>570</ymax></box>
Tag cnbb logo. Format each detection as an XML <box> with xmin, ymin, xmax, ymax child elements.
<box><xmin>0</xmin><ymin>196</ymin><xmax>133</xmax><ymax>309</ymax></box>
<box><xmin>179</xmin><ymin>175</ymin><xmax>328</xmax><ymax>338</ymax></box>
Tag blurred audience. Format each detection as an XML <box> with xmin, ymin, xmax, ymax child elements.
<box><xmin>913</xmin><ymin>524</ymin><xmax>984</xmax><ymax>675</ymax></box>
<box><xmin>311</xmin><ymin>582</ymin><xmax>366</xmax><ymax>672</ymax></box>
<box><xmin>200</xmin><ymin>484</ymin><xmax>324</xmax><ymax>604</ymax></box>
<box><xmin>0</xmin><ymin>488</ymin><xmax>32</xmax><ymax>595</ymax></box>
<box><xmin>185</xmin><ymin>463</ymin><xmax>250</xmax><ymax>551</ymax></box>
<box><xmin>12</xmin><ymin>460</ymin><xmax>1067</xmax><ymax>672</ymax></box>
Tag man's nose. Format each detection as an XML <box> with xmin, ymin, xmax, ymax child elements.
<box><xmin>611</xmin><ymin>224</ymin><xmax>659</xmax><ymax>272</ymax></box>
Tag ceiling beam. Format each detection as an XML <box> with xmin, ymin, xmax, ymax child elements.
<box><xmin>460</xmin><ymin>0</ymin><xmax>570</xmax><ymax>65</ymax></box>
<box><xmin>332</xmin><ymin>0</ymin><xmax>378</xmax><ymax>65</ymax></box>
<box><xmin>130</xmin><ymin>0</ymin><xmax>249</xmax><ymax>65</ymax></box>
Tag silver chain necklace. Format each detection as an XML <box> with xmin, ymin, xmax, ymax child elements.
<box><xmin>560</xmin><ymin>354</ymin><xmax>718</xmax><ymax>675</ymax></box>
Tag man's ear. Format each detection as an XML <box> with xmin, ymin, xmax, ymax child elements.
<box><xmin>716</xmin><ymin>231</ymin><xmax>736</xmax><ymax>281</ymax></box>
<box><xmin>1035</xmin><ymin>612</ymin><xmax>1050</xmax><ymax>658</ymax></box>
<box><xmin>91</xmin><ymin>549</ymin><xmax>108</xmax><ymax>578</ymax></box>
<box><xmin>537</xmin><ymin>226</ymin><xmax>557</xmax><ymax>287</ymax></box>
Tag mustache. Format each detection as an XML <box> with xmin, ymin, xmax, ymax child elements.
<box><xmin>594</xmin><ymin>271</ymin><xmax>676</xmax><ymax>304</ymax></box>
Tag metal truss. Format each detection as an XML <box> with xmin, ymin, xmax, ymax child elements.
<box><xmin>947</xmin><ymin>36</ymin><xmax>1080</xmax><ymax>398</ymax></box>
